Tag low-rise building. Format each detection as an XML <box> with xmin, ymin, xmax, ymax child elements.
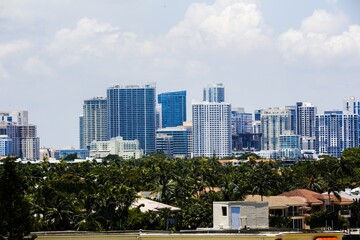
<box><xmin>213</xmin><ymin>201</ymin><xmax>269</xmax><ymax>230</ymax></box>
<box><xmin>90</xmin><ymin>136</ymin><xmax>143</xmax><ymax>160</ymax></box>
<box><xmin>245</xmin><ymin>195</ymin><xmax>307</xmax><ymax>229</ymax></box>
<box><xmin>54</xmin><ymin>149</ymin><xmax>90</xmax><ymax>160</ymax></box>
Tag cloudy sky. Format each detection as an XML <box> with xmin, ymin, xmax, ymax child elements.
<box><xmin>1</xmin><ymin>0</ymin><xmax>360</xmax><ymax>149</ymax></box>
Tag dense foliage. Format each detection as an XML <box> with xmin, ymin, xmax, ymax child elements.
<box><xmin>1</xmin><ymin>148</ymin><xmax>360</xmax><ymax>237</ymax></box>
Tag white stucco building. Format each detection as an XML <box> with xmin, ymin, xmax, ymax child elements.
<box><xmin>90</xmin><ymin>136</ymin><xmax>143</xmax><ymax>160</ymax></box>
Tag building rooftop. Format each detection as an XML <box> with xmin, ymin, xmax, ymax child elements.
<box><xmin>245</xmin><ymin>195</ymin><xmax>307</xmax><ymax>209</ymax></box>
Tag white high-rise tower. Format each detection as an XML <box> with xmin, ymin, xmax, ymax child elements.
<box><xmin>192</xmin><ymin>101</ymin><xmax>231</xmax><ymax>158</ymax></box>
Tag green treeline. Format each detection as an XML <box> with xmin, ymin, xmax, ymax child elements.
<box><xmin>1</xmin><ymin>148</ymin><xmax>360</xmax><ymax>238</ymax></box>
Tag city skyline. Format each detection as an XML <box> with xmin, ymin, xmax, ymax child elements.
<box><xmin>1</xmin><ymin>0</ymin><xmax>360</xmax><ymax>148</ymax></box>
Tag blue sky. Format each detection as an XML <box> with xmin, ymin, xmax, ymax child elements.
<box><xmin>1</xmin><ymin>0</ymin><xmax>359</xmax><ymax>148</ymax></box>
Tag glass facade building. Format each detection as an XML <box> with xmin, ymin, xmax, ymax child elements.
<box><xmin>260</xmin><ymin>108</ymin><xmax>292</xmax><ymax>151</ymax></box>
<box><xmin>54</xmin><ymin>149</ymin><xmax>90</xmax><ymax>160</ymax></box>
<box><xmin>107</xmin><ymin>84</ymin><xmax>156</xmax><ymax>154</ymax></box>
<box><xmin>0</xmin><ymin>135</ymin><xmax>12</xmax><ymax>157</ymax></box>
<box><xmin>156</xmin><ymin>125</ymin><xmax>192</xmax><ymax>158</ymax></box>
<box><xmin>158</xmin><ymin>91</ymin><xmax>186</xmax><ymax>128</ymax></box>
<box><xmin>231</xmin><ymin>108</ymin><xmax>253</xmax><ymax>135</ymax></box>
<box><xmin>279</xmin><ymin>133</ymin><xmax>301</xmax><ymax>159</ymax></box>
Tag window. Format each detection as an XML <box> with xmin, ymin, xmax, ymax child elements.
<box><xmin>222</xmin><ymin>206</ymin><xmax>227</xmax><ymax>216</ymax></box>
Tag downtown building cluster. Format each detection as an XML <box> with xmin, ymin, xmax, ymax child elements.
<box><xmin>77</xmin><ymin>83</ymin><xmax>360</xmax><ymax>160</ymax></box>
<box><xmin>0</xmin><ymin>111</ymin><xmax>40</xmax><ymax>160</ymax></box>
<box><xmin>3</xmin><ymin>83</ymin><xmax>358</xmax><ymax>161</ymax></box>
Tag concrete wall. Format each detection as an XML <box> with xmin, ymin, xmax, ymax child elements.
<box><xmin>213</xmin><ymin>201</ymin><xmax>269</xmax><ymax>230</ymax></box>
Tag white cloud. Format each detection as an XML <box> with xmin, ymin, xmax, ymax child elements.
<box><xmin>23</xmin><ymin>57</ymin><xmax>52</xmax><ymax>75</ymax></box>
<box><xmin>278</xmin><ymin>10</ymin><xmax>360</xmax><ymax>66</ymax></box>
<box><xmin>300</xmin><ymin>9</ymin><xmax>348</xmax><ymax>34</ymax></box>
<box><xmin>46</xmin><ymin>1</ymin><xmax>270</xmax><ymax>69</ymax></box>
<box><xmin>47</xmin><ymin>18</ymin><xmax>147</xmax><ymax>65</ymax></box>
<box><xmin>166</xmin><ymin>0</ymin><xmax>270</xmax><ymax>53</ymax></box>
<box><xmin>0</xmin><ymin>40</ymin><xmax>30</xmax><ymax>58</ymax></box>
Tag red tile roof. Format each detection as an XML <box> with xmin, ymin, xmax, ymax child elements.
<box><xmin>279</xmin><ymin>189</ymin><xmax>324</xmax><ymax>205</ymax></box>
<box><xmin>279</xmin><ymin>189</ymin><xmax>353</xmax><ymax>205</ymax></box>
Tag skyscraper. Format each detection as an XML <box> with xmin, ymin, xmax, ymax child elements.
<box><xmin>343</xmin><ymin>113</ymin><xmax>359</xmax><ymax>150</ymax></box>
<box><xmin>260</xmin><ymin>108</ymin><xmax>292</xmax><ymax>151</ymax></box>
<box><xmin>343</xmin><ymin>96</ymin><xmax>360</xmax><ymax>146</ymax></box>
<box><xmin>316</xmin><ymin>107</ymin><xmax>359</xmax><ymax>158</ymax></box>
<box><xmin>296</xmin><ymin>102</ymin><xmax>317</xmax><ymax>150</ymax></box>
<box><xmin>192</xmin><ymin>101</ymin><xmax>231</xmax><ymax>158</ymax></box>
<box><xmin>0</xmin><ymin>110</ymin><xmax>39</xmax><ymax>159</ymax></box>
<box><xmin>231</xmin><ymin>108</ymin><xmax>253</xmax><ymax>135</ymax></box>
<box><xmin>79</xmin><ymin>115</ymin><xmax>84</xmax><ymax>149</ymax></box>
<box><xmin>107</xmin><ymin>84</ymin><xmax>156</xmax><ymax>154</ymax></box>
<box><xmin>296</xmin><ymin>102</ymin><xmax>317</xmax><ymax>137</ymax></box>
<box><xmin>343</xmin><ymin>96</ymin><xmax>360</xmax><ymax>114</ymax></box>
<box><xmin>158</xmin><ymin>90</ymin><xmax>186</xmax><ymax>128</ymax></box>
<box><xmin>0</xmin><ymin>135</ymin><xmax>12</xmax><ymax>157</ymax></box>
<box><xmin>285</xmin><ymin>105</ymin><xmax>297</xmax><ymax>134</ymax></box>
<box><xmin>0</xmin><ymin>111</ymin><xmax>28</xmax><ymax>125</ymax></box>
<box><xmin>82</xmin><ymin>97</ymin><xmax>108</xmax><ymax>149</ymax></box>
<box><xmin>203</xmin><ymin>83</ymin><xmax>225</xmax><ymax>103</ymax></box>
<box><xmin>316</xmin><ymin>111</ymin><xmax>344</xmax><ymax>158</ymax></box>
<box><xmin>6</xmin><ymin>124</ymin><xmax>40</xmax><ymax>160</ymax></box>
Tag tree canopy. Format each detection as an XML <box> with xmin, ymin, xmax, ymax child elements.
<box><xmin>1</xmin><ymin>149</ymin><xmax>360</xmax><ymax>233</ymax></box>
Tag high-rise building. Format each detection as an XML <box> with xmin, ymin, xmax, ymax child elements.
<box><xmin>285</xmin><ymin>105</ymin><xmax>297</xmax><ymax>134</ymax></box>
<box><xmin>156</xmin><ymin>104</ymin><xmax>162</xmax><ymax>130</ymax></box>
<box><xmin>203</xmin><ymin>83</ymin><xmax>225</xmax><ymax>103</ymax></box>
<box><xmin>82</xmin><ymin>97</ymin><xmax>108</xmax><ymax>149</ymax></box>
<box><xmin>192</xmin><ymin>101</ymin><xmax>231</xmax><ymax>158</ymax></box>
<box><xmin>107</xmin><ymin>84</ymin><xmax>156</xmax><ymax>154</ymax></box>
<box><xmin>343</xmin><ymin>96</ymin><xmax>360</xmax><ymax>146</ymax></box>
<box><xmin>316</xmin><ymin>110</ymin><xmax>358</xmax><ymax>158</ymax></box>
<box><xmin>79</xmin><ymin>115</ymin><xmax>84</xmax><ymax>149</ymax></box>
<box><xmin>232</xmin><ymin>133</ymin><xmax>262</xmax><ymax>151</ymax></box>
<box><xmin>0</xmin><ymin>111</ymin><xmax>28</xmax><ymax>124</ymax></box>
<box><xmin>295</xmin><ymin>102</ymin><xmax>317</xmax><ymax>151</ymax></box>
<box><xmin>158</xmin><ymin>91</ymin><xmax>186</xmax><ymax>128</ymax></box>
<box><xmin>156</xmin><ymin>134</ymin><xmax>174</xmax><ymax>157</ymax></box>
<box><xmin>316</xmin><ymin>111</ymin><xmax>343</xmax><ymax>158</ymax></box>
<box><xmin>254</xmin><ymin>110</ymin><xmax>261</xmax><ymax>121</ymax></box>
<box><xmin>231</xmin><ymin>108</ymin><xmax>253</xmax><ymax>135</ymax></box>
<box><xmin>156</xmin><ymin>124</ymin><xmax>192</xmax><ymax>158</ymax></box>
<box><xmin>279</xmin><ymin>132</ymin><xmax>301</xmax><ymax>159</ymax></box>
<box><xmin>6</xmin><ymin>124</ymin><xmax>40</xmax><ymax>160</ymax></box>
<box><xmin>260</xmin><ymin>108</ymin><xmax>292</xmax><ymax>151</ymax></box>
<box><xmin>296</xmin><ymin>102</ymin><xmax>317</xmax><ymax>137</ymax></box>
<box><xmin>343</xmin><ymin>96</ymin><xmax>360</xmax><ymax>115</ymax></box>
<box><xmin>0</xmin><ymin>135</ymin><xmax>12</xmax><ymax>157</ymax></box>
<box><xmin>343</xmin><ymin>113</ymin><xmax>359</xmax><ymax>150</ymax></box>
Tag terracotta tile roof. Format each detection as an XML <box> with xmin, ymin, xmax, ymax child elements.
<box><xmin>245</xmin><ymin>195</ymin><xmax>307</xmax><ymax>209</ymax></box>
<box><xmin>279</xmin><ymin>189</ymin><xmax>353</xmax><ymax>205</ymax></box>
<box><xmin>278</xmin><ymin>189</ymin><xmax>324</xmax><ymax>205</ymax></box>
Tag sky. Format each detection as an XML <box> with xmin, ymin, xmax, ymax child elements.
<box><xmin>1</xmin><ymin>0</ymin><xmax>360</xmax><ymax>149</ymax></box>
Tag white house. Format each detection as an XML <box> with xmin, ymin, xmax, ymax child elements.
<box><xmin>213</xmin><ymin>201</ymin><xmax>269</xmax><ymax>230</ymax></box>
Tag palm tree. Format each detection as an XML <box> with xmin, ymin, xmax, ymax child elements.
<box><xmin>249</xmin><ymin>161</ymin><xmax>279</xmax><ymax>201</ymax></box>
